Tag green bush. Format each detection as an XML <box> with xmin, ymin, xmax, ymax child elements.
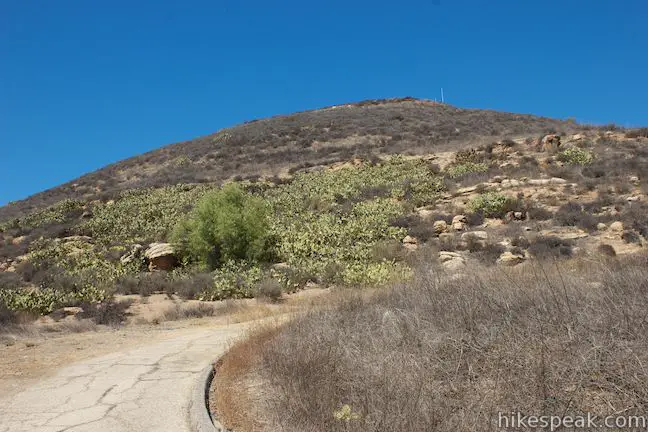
<box><xmin>172</xmin><ymin>183</ymin><xmax>276</xmax><ymax>269</ymax></box>
<box><xmin>446</xmin><ymin>162</ymin><xmax>489</xmax><ymax>178</ymax></box>
<box><xmin>556</xmin><ymin>147</ymin><xmax>594</xmax><ymax>165</ymax></box>
<box><xmin>468</xmin><ymin>192</ymin><xmax>517</xmax><ymax>218</ymax></box>
<box><xmin>200</xmin><ymin>261</ymin><xmax>263</xmax><ymax>300</ymax></box>
<box><xmin>82</xmin><ymin>185</ymin><xmax>210</xmax><ymax>245</ymax></box>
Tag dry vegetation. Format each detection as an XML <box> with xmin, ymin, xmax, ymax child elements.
<box><xmin>215</xmin><ymin>254</ymin><xmax>648</xmax><ymax>431</ymax></box>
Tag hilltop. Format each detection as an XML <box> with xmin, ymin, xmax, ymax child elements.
<box><xmin>0</xmin><ymin>98</ymin><xmax>579</xmax><ymax>222</ymax></box>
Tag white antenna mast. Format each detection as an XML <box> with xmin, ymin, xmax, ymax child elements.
<box><xmin>441</xmin><ymin>88</ymin><xmax>445</xmax><ymax>103</ymax></box>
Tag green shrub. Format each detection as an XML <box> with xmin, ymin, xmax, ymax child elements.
<box><xmin>82</xmin><ymin>185</ymin><xmax>211</xmax><ymax>245</ymax></box>
<box><xmin>556</xmin><ymin>147</ymin><xmax>594</xmax><ymax>165</ymax></box>
<box><xmin>172</xmin><ymin>183</ymin><xmax>276</xmax><ymax>269</ymax></box>
<box><xmin>200</xmin><ymin>261</ymin><xmax>263</xmax><ymax>300</ymax></box>
<box><xmin>468</xmin><ymin>192</ymin><xmax>516</xmax><ymax>218</ymax></box>
<box><xmin>446</xmin><ymin>162</ymin><xmax>489</xmax><ymax>178</ymax></box>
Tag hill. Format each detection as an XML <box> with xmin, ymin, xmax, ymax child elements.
<box><xmin>2</xmin><ymin>97</ymin><xmax>647</xmax><ymax>327</ymax></box>
<box><xmin>0</xmin><ymin>98</ymin><xmax>579</xmax><ymax>222</ymax></box>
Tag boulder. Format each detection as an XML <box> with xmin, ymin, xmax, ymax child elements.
<box><xmin>568</xmin><ymin>133</ymin><xmax>585</xmax><ymax>142</ymax></box>
<box><xmin>629</xmin><ymin>175</ymin><xmax>640</xmax><ymax>185</ymax></box>
<box><xmin>417</xmin><ymin>209</ymin><xmax>435</xmax><ymax>219</ymax></box>
<box><xmin>144</xmin><ymin>243</ymin><xmax>178</xmax><ymax>271</ymax></box>
<box><xmin>609</xmin><ymin>221</ymin><xmax>624</xmax><ymax>232</ymax></box>
<box><xmin>11</xmin><ymin>236</ymin><xmax>26</xmax><ymax>246</ymax></box>
<box><xmin>541</xmin><ymin>134</ymin><xmax>561</xmax><ymax>152</ymax></box>
<box><xmin>433</xmin><ymin>220</ymin><xmax>449</xmax><ymax>235</ymax></box>
<box><xmin>451</xmin><ymin>215</ymin><xmax>467</xmax><ymax>231</ymax></box>
<box><xmin>402</xmin><ymin>235</ymin><xmax>418</xmax><ymax>245</ymax></box>
<box><xmin>539</xmin><ymin>227</ymin><xmax>589</xmax><ymax>240</ymax></box>
<box><xmin>627</xmin><ymin>195</ymin><xmax>640</xmax><ymax>202</ymax></box>
<box><xmin>528</xmin><ymin>177</ymin><xmax>568</xmax><ymax>186</ymax></box>
<box><xmin>452</xmin><ymin>222</ymin><xmax>467</xmax><ymax>231</ymax></box>
<box><xmin>439</xmin><ymin>251</ymin><xmax>465</xmax><ymax>271</ymax></box>
<box><xmin>452</xmin><ymin>215</ymin><xmax>467</xmax><ymax>224</ymax></box>
<box><xmin>402</xmin><ymin>235</ymin><xmax>418</xmax><ymax>251</ymax></box>
<box><xmin>501</xmin><ymin>179</ymin><xmax>522</xmax><ymax>188</ymax></box>
<box><xmin>62</xmin><ymin>307</ymin><xmax>84</xmax><ymax>316</ymax></box>
<box><xmin>461</xmin><ymin>231</ymin><xmax>488</xmax><ymax>241</ymax></box>
<box><xmin>497</xmin><ymin>251</ymin><xmax>526</xmax><ymax>266</ymax></box>
<box><xmin>596</xmin><ymin>222</ymin><xmax>608</xmax><ymax>231</ymax></box>
<box><xmin>455</xmin><ymin>186</ymin><xmax>479</xmax><ymax>195</ymax></box>
<box><xmin>438</xmin><ymin>251</ymin><xmax>462</xmax><ymax>263</ymax></box>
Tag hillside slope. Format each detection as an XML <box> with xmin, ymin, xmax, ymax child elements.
<box><xmin>0</xmin><ymin>98</ymin><xmax>579</xmax><ymax>222</ymax></box>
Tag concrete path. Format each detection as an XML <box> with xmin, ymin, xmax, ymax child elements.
<box><xmin>0</xmin><ymin>322</ymin><xmax>251</xmax><ymax>432</ymax></box>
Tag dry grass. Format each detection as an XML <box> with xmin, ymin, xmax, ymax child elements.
<box><xmin>229</xmin><ymin>255</ymin><xmax>648</xmax><ymax>431</ymax></box>
<box><xmin>210</xmin><ymin>324</ymin><xmax>282</xmax><ymax>432</ymax></box>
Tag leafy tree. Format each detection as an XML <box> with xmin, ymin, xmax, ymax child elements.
<box><xmin>172</xmin><ymin>184</ymin><xmax>276</xmax><ymax>268</ymax></box>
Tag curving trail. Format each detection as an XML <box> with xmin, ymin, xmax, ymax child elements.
<box><xmin>0</xmin><ymin>322</ymin><xmax>252</xmax><ymax>432</ymax></box>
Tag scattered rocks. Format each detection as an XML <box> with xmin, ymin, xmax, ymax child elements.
<box><xmin>627</xmin><ymin>195</ymin><xmax>640</xmax><ymax>202</ymax></box>
<box><xmin>497</xmin><ymin>251</ymin><xmax>526</xmax><ymax>266</ymax></box>
<box><xmin>144</xmin><ymin>243</ymin><xmax>178</xmax><ymax>271</ymax></box>
<box><xmin>629</xmin><ymin>175</ymin><xmax>640</xmax><ymax>185</ymax></box>
<box><xmin>505</xmin><ymin>211</ymin><xmax>526</xmax><ymax>222</ymax></box>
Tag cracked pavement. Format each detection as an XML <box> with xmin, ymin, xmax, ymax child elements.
<box><xmin>0</xmin><ymin>322</ymin><xmax>251</xmax><ymax>432</ymax></box>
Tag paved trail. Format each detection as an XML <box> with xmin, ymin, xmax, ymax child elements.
<box><xmin>0</xmin><ymin>322</ymin><xmax>251</xmax><ymax>432</ymax></box>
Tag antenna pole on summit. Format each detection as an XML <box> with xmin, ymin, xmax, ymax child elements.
<box><xmin>441</xmin><ymin>88</ymin><xmax>445</xmax><ymax>103</ymax></box>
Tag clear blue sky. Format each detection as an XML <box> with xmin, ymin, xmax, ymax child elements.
<box><xmin>1</xmin><ymin>0</ymin><xmax>646</xmax><ymax>206</ymax></box>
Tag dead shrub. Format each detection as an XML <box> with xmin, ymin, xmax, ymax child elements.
<box><xmin>597</xmin><ymin>244</ymin><xmax>617</xmax><ymax>257</ymax></box>
<box><xmin>175</xmin><ymin>272</ymin><xmax>214</xmax><ymax>300</ymax></box>
<box><xmin>256</xmin><ymin>278</ymin><xmax>283</xmax><ymax>303</ymax></box>
<box><xmin>78</xmin><ymin>299</ymin><xmax>134</xmax><ymax>327</ymax></box>
<box><xmin>554</xmin><ymin>201</ymin><xmax>599</xmax><ymax>231</ymax></box>
<box><xmin>528</xmin><ymin>235</ymin><xmax>573</xmax><ymax>259</ymax></box>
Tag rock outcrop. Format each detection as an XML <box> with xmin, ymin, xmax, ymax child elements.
<box><xmin>144</xmin><ymin>243</ymin><xmax>178</xmax><ymax>271</ymax></box>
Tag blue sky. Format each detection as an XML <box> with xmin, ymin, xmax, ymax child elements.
<box><xmin>1</xmin><ymin>0</ymin><xmax>647</xmax><ymax>206</ymax></box>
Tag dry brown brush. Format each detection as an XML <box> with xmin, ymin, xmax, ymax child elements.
<box><xmin>254</xmin><ymin>256</ymin><xmax>648</xmax><ymax>431</ymax></box>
